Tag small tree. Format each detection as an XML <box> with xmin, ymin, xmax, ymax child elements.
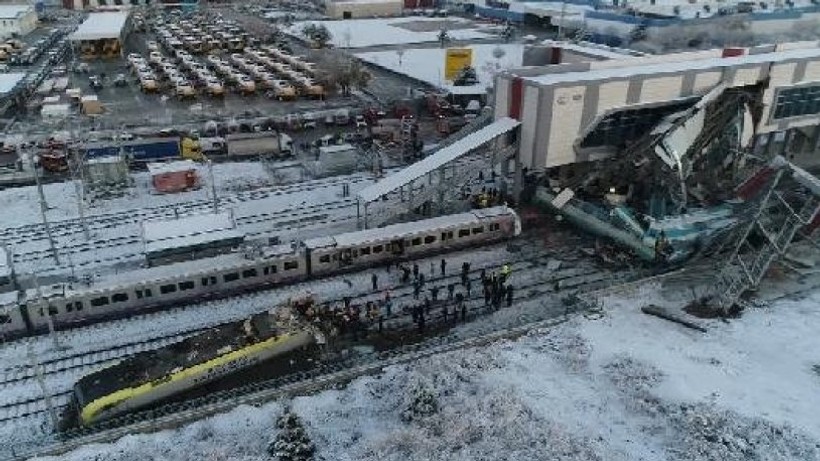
<box><xmin>400</xmin><ymin>383</ymin><xmax>439</xmax><ymax>422</ymax></box>
<box><xmin>301</xmin><ymin>23</ymin><xmax>317</xmax><ymax>40</ymax></box>
<box><xmin>312</xmin><ymin>24</ymin><xmax>333</xmax><ymax>48</ymax></box>
<box><xmin>268</xmin><ymin>408</ymin><xmax>315</xmax><ymax>461</ymax></box>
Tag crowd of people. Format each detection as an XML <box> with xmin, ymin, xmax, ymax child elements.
<box><xmin>290</xmin><ymin>256</ymin><xmax>516</xmax><ymax>339</ymax></box>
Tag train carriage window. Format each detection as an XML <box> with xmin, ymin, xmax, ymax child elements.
<box><xmin>0</xmin><ymin>314</ymin><xmax>10</xmax><ymax>324</ymax></box>
<box><xmin>441</xmin><ymin>231</ymin><xmax>454</xmax><ymax>241</ymax></box>
<box><xmin>90</xmin><ymin>296</ymin><xmax>109</xmax><ymax>307</ymax></box>
<box><xmin>74</xmin><ymin>301</ymin><xmax>83</xmax><ymax>311</ymax></box>
<box><xmin>201</xmin><ymin>276</ymin><xmax>217</xmax><ymax>286</ymax></box>
<box><xmin>160</xmin><ymin>284</ymin><xmax>177</xmax><ymax>294</ymax></box>
<box><xmin>136</xmin><ymin>289</ymin><xmax>144</xmax><ymax>299</ymax></box>
<box><xmin>411</xmin><ymin>237</ymin><xmax>421</xmax><ymax>246</ymax></box>
<box><xmin>263</xmin><ymin>265</ymin><xmax>277</xmax><ymax>275</ymax></box>
<box><xmin>472</xmin><ymin>227</ymin><xmax>484</xmax><ymax>234</ymax></box>
<box><xmin>424</xmin><ymin>236</ymin><xmax>435</xmax><ymax>244</ymax></box>
<box><xmin>458</xmin><ymin>229</ymin><xmax>471</xmax><ymax>238</ymax></box>
<box><xmin>48</xmin><ymin>306</ymin><xmax>58</xmax><ymax>316</ymax></box>
<box><xmin>143</xmin><ymin>289</ymin><xmax>152</xmax><ymax>298</ymax></box>
<box><xmin>352</xmin><ymin>249</ymin><xmax>359</xmax><ymax>257</ymax></box>
<box><xmin>242</xmin><ymin>269</ymin><xmax>258</xmax><ymax>279</ymax></box>
<box><xmin>490</xmin><ymin>223</ymin><xmax>500</xmax><ymax>231</ymax></box>
<box><xmin>373</xmin><ymin>245</ymin><xmax>383</xmax><ymax>253</ymax></box>
<box><xmin>65</xmin><ymin>303</ymin><xmax>73</xmax><ymax>312</ymax></box>
<box><xmin>284</xmin><ymin>261</ymin><xmax>298</xmax><ymax>271</ymax></box>
<box><xmin>179</xmin><ymin>281</ymin><xmax>195</xmax><ymax>291</ymax></box>
<box><xmin>319</xmin><ymin>255</ymin><xmax>331</xmax><ymax>263</ymax></box>
<box><xmin>223</xmin><ymin>273</ymin><xmax>240</xmax><ymax>283</ymax></box>
<box><xmin>112</xmin><ymin>293</ymin><xmax>129</xmax><ymax>303</ymax></box>
<box><xmin>360</xmin><ymin>247</ymin><xmax>371</xmax><ymax>256</ymax></box>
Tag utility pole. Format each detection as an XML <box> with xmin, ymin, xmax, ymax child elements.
<box><xmin>558</xmin><ymin>0</ymin><xmax>567</xmax><ymax>41</ymax></box>
<box><xmin>30</xmin><ymin>146</ymin><xmax>60</xmax><ymax>265</ymax></box>
<box><xmin>27</xmin><ymin>344</ymin><xmax>58</xmax><ymax>430</ymax></box>
<box><xmin>208</xmin><ymin>158</ymin><xmax>219</xmax><ymax>213</ymax></box>
<box><xmin>67</xmin><ymin>117</ymin><xmax>90</xmax><ymax>241</ymax></box>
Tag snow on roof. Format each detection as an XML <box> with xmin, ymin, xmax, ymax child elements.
<box><xmin>143</xmin><ymin>211</ymin><xmax>237</xmax><ymax>243</ymax></box>
<box><xmin>288</xmin><ymin>17</ymin><xmax>492</xmax><ymax>48</ymax></box>
<box><xmin>357</xmin><ymin>117</ymin><xmax>520</xmax><ymax>203</ymax></box>
<box><xmin>356</xmin><ymin>43</ymin><xmax>523</xmax><ymax>95</ymax></box>
<box><xmin>70</xmin><ymin>12</ymin><xmax>129</xmax><ymax>41</ymax></box>
<box><xmin>319</xmin><ymin>144</ymin><xmax>356</xmax><ymax>155</ymax></box>
<box><xmin>523</xmin><ymin>46</ymin><xmax>820</xmax><ymax>87</ymax></box>
<box><xmin>540</xmin><ymin>40</ymin><xmax>639</xmax><ymax>60</ymax></box>
<box><xmin>304</xmin><ymin>207</ymin><xmax>504</xmax><ymax>249</ymax></box>
<box><xmin>0</xmin><ymin>73</ymin><xmax>25</xmax><ymax>95</ymax></box>
<box><xmin>147</xmin><ymin>160</ymin><xmax>198</xmax><ymax>175</ymax></box>
<box><xmin>0</xmin><ymin>4</ymin><xmax>31</xmax><ymax>19</ymax></box>
<box><xmin>0</xmin><ymin>291</ymin><xmax>17</xmax><ymax>309</ymax></box>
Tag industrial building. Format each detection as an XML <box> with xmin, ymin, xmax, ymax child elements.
<box><xmin>324</xmin><ymin>0</ymin><xmax>403</xmax><ymax>19</ymax></box>
<box><xmin>69</xmin><ymin>11</ymin><xmax>130</xmax><ymax>59</ymax></box>
<box><xmin>0</xmin><ymin>4</ymin><xmax>37</xmax><ymax>39</ymax></box>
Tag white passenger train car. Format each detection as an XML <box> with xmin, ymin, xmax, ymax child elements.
<box><xmin>7</xmin><ymin>207</ymin><xmax>521</xmax><ymax>338</ymax></box>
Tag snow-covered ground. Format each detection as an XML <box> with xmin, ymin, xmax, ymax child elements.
<box><xmin>286</xmin><ymin>17</ymin><xmax>493</xmax><ymax>48</ymax></box>
<box><xmin>356</xmin><ymin>44</ymin><xmax>524</xmax><ymax>95</ymax></box>
<box><xmin>28</xmin><ymin>280</ymin><xmax>820</xmax><ymax>461</ymax></box>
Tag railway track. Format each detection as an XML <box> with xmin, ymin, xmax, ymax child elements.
<box><xmin>12</xmin><ymin>198</ymin><xmax>357</xmax><ymax>268</ymax></box>
<box><xmin>0</xmin><ymin>171</ymin><xmax>380</xmax><ymax>247</ymax></box>
<box><xmin>0</xmin><ymin>239</ymin><xmax>593</xmax><ymax>426</ymax></box>
<box><xmin>8</xmin><ymin>262</ymin><xmax>621</xmax><ymax>461</ymax></box>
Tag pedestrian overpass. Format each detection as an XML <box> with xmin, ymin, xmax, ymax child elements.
<box><xmin>356</xmin><ymin>116</ymin><xmax>521</xmax><ymax>229</ymax></box>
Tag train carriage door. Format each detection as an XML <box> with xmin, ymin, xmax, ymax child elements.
<box><xmin>340</xmin><ymin>248</ymin><xmax>353</xmax><ymax>266</ymax></box>
<box><xmin>390</xmin><ymin>239</ymin><xmax>404</xmax><ymax>255</ymax></box>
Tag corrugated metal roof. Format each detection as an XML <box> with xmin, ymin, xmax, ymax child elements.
<box><xmin>357</xmin><ymin>117</ymin><xmax>520</xmax><ymax>203</ymax></box>
<box><xmin>70</xmin><ymin>12</ymin><xmax>129</xmax><ymax>41</ymax></box>
<box><xmin>0</xmin><ymin>5</ymin><xmax>31</xmax><ymax>19</ymax></box>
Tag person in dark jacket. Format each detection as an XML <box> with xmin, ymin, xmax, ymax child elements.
<box><xmin>447</xmin><ymin>283</ymin><xmax>455</xmax><ymax>300</ymax></box>
<box><xmin>430</xmin><ymin>286</ymin><xmax>439</xmax><ymax>301</ymax></box>
<box><xmin>506</xmin><ymin>285</ymin><xmax>514</xmax><ymax>307</ymax></box>
<box><xmin>413</xmin><ymin>263</ymin><xmax>419</xmax><ymax>280</ymax></box>
<box><xmin>371</xmin><ymin>273</ymin><xmax>378</xmax><ymax>291</ymax></box>
<box><xmin>440</xmin><ymin>258</ymin><xmax>447</xmax><ymax>276</ymax></box>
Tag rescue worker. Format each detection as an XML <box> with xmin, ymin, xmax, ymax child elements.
<box><xmin>461</xmin><ymin>261</ymin><xmax>470</xmax><ymax>284</ymax></box>
<box><xmin>655</xmin><ymin>230</ymin><xmax>670</xmax><ymax>263</ymax></box>
<box><xmin>413</xmin><ymin>263</ymin><xmax>419</xmax><ymax>280</ymax></box>
<box><xmin>430</xmin><ymin>285</ymin><xmax>439</xmax><ymax>302</ymax></box>
<box><xmin>440</xmin><ymin>258</ymin><xmax>447</xmax><ymax>276</ymax></box>
<box><xmin>413</xmin><ymin>280</ymin><xmax>421</xmax><ymax>299</ymax></box>
<box><xmin>500</xmin><ymin>263</ymin><xmax>511</xmax><ymax>283</ymax></box>
<box><xmin>466</xmin><ymin>278</ymin><xmax>472</xmax><ymax>297</ymax></box>
<box><xmin>448</xmin><ymin>283</ymin><xmax>455</xmax><ymax>300</ymax></box>
<box><xmin>506</xmin><ymin>284</ymin><xmax>514</xmax><ymax>307</ymax></box>
<box><xmin>371</xmin><ymin>273</ymin><xmax>378</xmax><ymax>291</ymax></box>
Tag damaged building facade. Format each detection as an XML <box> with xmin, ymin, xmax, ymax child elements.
<box><xmin>495</xmin><ymin>42</ymin><xmax>820</xmax><ymax>311</ymax></box>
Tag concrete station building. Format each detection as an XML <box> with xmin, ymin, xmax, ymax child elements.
<box><xmin>69</xmin><ymin>11</ymin><xmax>130</xmax><ymax>59</ymax></box>
<box><xmin>494</xmin><ymin>41</ymin><xmax>820</xmax><ymax>171</ymax></box>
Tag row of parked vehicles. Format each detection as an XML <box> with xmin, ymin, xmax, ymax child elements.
<box><xmin>151</xmin><ymin>12</ymin><xmax>257</xmax><ymax>55</ymax></box>
<box><xmin>2</xmin><ymin>28</ymin><xmax>68</xmax><ymax>66</ymax></box>
<box><xmin>232</xmin><ymin>46</ymin><xmax>324</xmax><ymax>100</ymax></box>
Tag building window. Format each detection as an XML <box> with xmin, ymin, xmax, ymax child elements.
<box><xmin>773</xmin><ymin>85</ymin><xmax>820</xmax><ymax>119</ymax></box>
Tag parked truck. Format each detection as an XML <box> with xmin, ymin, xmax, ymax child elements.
<box><xmin>225</xmin><ymin>132</ymin><xmax>293</xmax><ymax>158</ymax></box>
<box><xmin>81</xmin><ymin>137</ymin><xmax>203</xmax><ymax>163</ymax></box>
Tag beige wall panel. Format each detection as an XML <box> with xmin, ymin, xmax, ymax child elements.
<box><xmin>546</xmin><ymin>85</ymin><xmax>586</xmax><ymax>167</ymax></box>
<box><xmin>595</xmin><ymin>80</ymin><xmax>628</xmax><ymax>115</ymax></box>
<box><xmin>692</xmin><ymin>71</ymin><xmax>722</xmax><ymax>93</ymax></box>
<box><xmin>639</xmin><ymin>76</ymin><xmax>682</xmax><ymax>103</ymax></box>
<box><xmin>519</xmin><ymin>85</ymin><xmax>540</xmax><ymax>168</ymax></box>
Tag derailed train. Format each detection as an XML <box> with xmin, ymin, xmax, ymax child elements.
<box><xmin>0</xmin><ymin>206</ymin><xmax>521</xmax><ymax>339</ymax></box>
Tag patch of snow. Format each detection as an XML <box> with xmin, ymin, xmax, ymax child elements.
<box><xmin>287</xmin><ymin>17</ymin><xmax>493</xmax><ymax>48</ymax></box>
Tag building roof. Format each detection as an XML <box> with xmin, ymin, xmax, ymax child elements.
<box><xmin>0</xmin><ymin>4</ymin><xmax>31</xmax><ymax>19</ymax></box>
<box><xmin>147</xmin><ymin>160</ymin><xmax>198</xmax><ymax>175</ymax></box>
<box><xmin>0</xmin><ymin>73</ymin><xmax>25</xmax><ymax>95</ymax></box>
<box><xmin>357</xmin><ymin>117</ymin><xmax>520</xmax><ymax>203</ymax></box>
<box><xmin>522</xmin><ymin>45</ymin><xmax>820</xmax><ymax>87</ymax></box>
<box><xmin>0</xmin><ymin>246</ymin><xmax>10</xmax><ymax>279</ymax></box>
<box><xmin>70</xmin><ymin>12</ymin><xmax>129</xmax><ymax>41</ymax></box>
<box><xmin>142</xmin><ymin>211</ymin><xmax>245</xmax><ymax>255</ymax></box>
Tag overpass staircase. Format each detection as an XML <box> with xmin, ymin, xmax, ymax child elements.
<box><xmin>705</xmin><ymin>158</ymin><xmax>820</xmax><ymax>313</ymax></box>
